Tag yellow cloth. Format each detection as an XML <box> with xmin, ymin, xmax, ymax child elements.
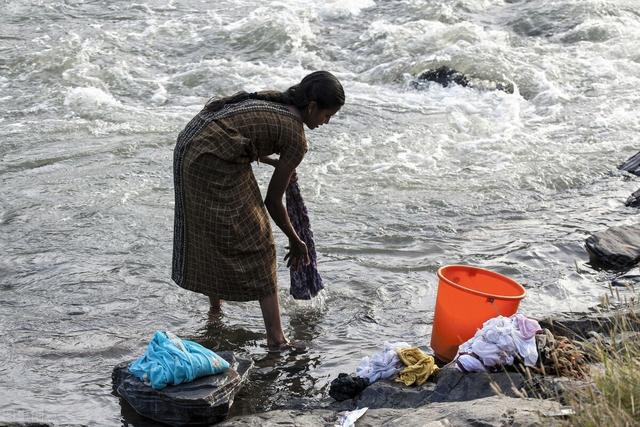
<box><xmin>395</xmin><ymin>347</ymin><xmax>439</xmax><ymax>386</ymax></box>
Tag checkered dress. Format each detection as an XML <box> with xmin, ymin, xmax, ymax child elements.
<box><xmin>172</xmin><ymin>100</ymin><xmax>307</xmax><ymax>301</ymax></box>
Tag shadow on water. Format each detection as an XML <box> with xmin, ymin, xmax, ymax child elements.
<box><xmin>117</xmin><ymin>306</ymin><xmax>328</xmax><ymax>424</ymax></box>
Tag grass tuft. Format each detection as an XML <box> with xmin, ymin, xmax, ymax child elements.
<box><xmin>564</xmin><ymin>310</ymin><xmax>640</xmax><ymax>427</ymax></box>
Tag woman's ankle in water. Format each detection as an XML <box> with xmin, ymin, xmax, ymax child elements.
<box><xmin>266</xmin><ymin>333</ymin><xmax>288</xmax><ymax>348</ymax></box>
<box><xmin>209</xmin><ymin>296</ymin><xmax>222</xmax><ymax>311</ymax></box>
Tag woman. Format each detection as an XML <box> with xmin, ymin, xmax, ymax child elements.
<box><xmin>172</xmin><ymin>71</ymin><xmax>345</xmax><ymax>351</ymax></box>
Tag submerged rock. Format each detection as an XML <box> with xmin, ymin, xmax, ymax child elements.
<box><xmin>416</xmin><ymin>66</ymin><xmax>470</xmax><ymax>88</ymax></box>
<box><xmin>585</xmin><ymin>223</ymin><xmax>640</xmax><ymax>269</ymax></box>
<box><xmin>414</xmin><ymin>65</ymin><xmax>515</xmax><ymax>93</ymax></box>
<box><xmin>618</xmin><ymin>151</ymin><xmax>640</xmax><ymax>176</ymax></box>
<box><xmin>112</xmin><ymin>351</ymin><xmax>252</xmax><ymax>427</ymax></box>
<box><xmin>625</xmin><ymin>188</ymin><xmax>640</xmax><ymax>208</ymax></box>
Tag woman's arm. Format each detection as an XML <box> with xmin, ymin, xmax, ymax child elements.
<box><xmin>259</xmin><ymin>156</ymin><xmax>297</xmax><ymax>182</ymax></box>
<box><xmin>259</xmin><ymin>156</ymin><xmax>278</xmax><ymax>167</ymax></box>
<box><xmin>264</xmin><ymin>164</ymin><xmax>309</xmax><ymax>267</ymax></box>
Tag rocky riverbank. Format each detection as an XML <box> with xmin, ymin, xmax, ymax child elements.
<box><xmin>216</xmin><ymin>305</ymin><xmax>639</xmax><ymax>427</ymax></box>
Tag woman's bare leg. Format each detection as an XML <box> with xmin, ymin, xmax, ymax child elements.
<box><xmin>259</xmin><ymin>292</ymin><xmax>287</xmax><ymax>347</ymax></box>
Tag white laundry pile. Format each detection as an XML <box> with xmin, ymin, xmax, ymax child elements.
<box><xmin>355</xmin><ymin>341</ymin><xmax>410</xmax><ymax>383</ymax></box>
<box><xmin>454</xmin><ymin>313</ymin><xmax>542</xmax><ymax>373</ymax></box>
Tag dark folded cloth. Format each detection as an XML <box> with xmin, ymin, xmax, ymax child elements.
<box><xmin>329</xmin><ymin>373</ymin><xmax>370</xmax><ymax>401</ymax></box>
<box><xmin>285</xmin><ymin>180</ymin><xmax>324</xmax><ymax>300</ymax></box>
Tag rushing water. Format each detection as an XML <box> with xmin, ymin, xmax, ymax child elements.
<box><xmin>2</xmin><ymin>0</ymin><xmax>640</xmax><ymax>424</ymax></box>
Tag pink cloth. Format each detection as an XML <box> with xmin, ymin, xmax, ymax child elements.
<box><xmin>513</xmin><ymin>313</ymin><xmax>541</xmax><ymax>340</ymax></box>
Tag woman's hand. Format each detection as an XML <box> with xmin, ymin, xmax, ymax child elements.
<box><xmin>284</xmin><ymin>238</ymin><xmax>310</xmax><ymax>269</ymax></box>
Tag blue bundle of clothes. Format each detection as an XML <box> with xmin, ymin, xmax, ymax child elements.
<box><xmin>129</xmin><ymin>331</ymin><xmax>230</xmax><ymax>390</ymax></box>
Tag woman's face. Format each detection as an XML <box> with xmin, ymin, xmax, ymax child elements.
<box><xmin>304</xmin><ymin>102</ymin><xmax>341</xmax><ymax>130</ymax></box>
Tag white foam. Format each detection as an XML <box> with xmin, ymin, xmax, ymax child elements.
<box><xmin>319</xmin><ymin>0</ymin><xmax>375</xmax><ymax>17</ymax></box>
<box><xmin>64</xmin><ymin>86</ymin><xmax>121</xmax><ymax>111</ymax></box>
<box><xmin>150</xmin><ymin>84</ymin><xmax>168</xmax><ymax>105</ymax></box>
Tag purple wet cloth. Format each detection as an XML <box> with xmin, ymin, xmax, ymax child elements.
<box><xmin>285</xmin><ymin>179</ymin><xmax>324</xmax><ymax>299</ymax></box>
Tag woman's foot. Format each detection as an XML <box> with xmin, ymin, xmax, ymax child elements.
<box><xmin>265</xmin><ymin>339</ymin><xmax>307</xmax><ymax>354</ymax></box>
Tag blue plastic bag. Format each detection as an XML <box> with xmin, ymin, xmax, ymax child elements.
<box><xmin>128</xmin><ymin>331</ymin><xmax>230</xmax><ymax>390</ymax></box>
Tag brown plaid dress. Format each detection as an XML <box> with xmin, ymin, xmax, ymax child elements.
<box><xmin>172</xmin><ymin>100</ymin><xmax>308</xmax><ymax>301</ymax></box>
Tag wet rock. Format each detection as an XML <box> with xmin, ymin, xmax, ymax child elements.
<box><xmin>618</xmin><ymin>151</ymin><xmax>640</xmax><ymax>176</ymax></box>
<box><xmin>625</xmin><ymin>188</ymin><xmax>640</xmax><ymax>208</ymax></box>
<box><xmin>416</xmin><ymin>66</ymin><xmax>469</xmax><ymax>88</ymax></box>
<box><xmin>414</xmin><ymin>65</ymin><xmax>514</xmax><ymax>93</ymax></box>
<box><xmin>112</xmin><ymin>351</ymin><xmax>252</xmax><ymax>427</ymax></box>
<box><xmin>611</xmin><ymin>267</ymin><xmax>640</xmax><ymax>287</ymax></box>
<box><xmin>585</xmin><ymin>223</ymin><xmax>640</xmax><ymax>269</ymax></box>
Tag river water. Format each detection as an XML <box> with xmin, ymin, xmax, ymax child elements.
<box><xmin>2</xmin><ymin>0</ymin><xmax>640</xmax><ymax>424</ymax></box>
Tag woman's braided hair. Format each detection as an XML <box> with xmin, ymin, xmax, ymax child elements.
<box><xmin>205</xmin><ymin>71</ymin><xmax>345</xmax><ymax>113</ymax></box>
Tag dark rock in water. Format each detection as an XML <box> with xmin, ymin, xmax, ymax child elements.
<box><xmin>416</xmin><ymin>66</ymin><xmax>469</xmax><ymax>88</ymax></box>
<box><xmin>618</xmin><ymin>151</ymin><xmax>640</xmax><ymax>176</ymax></box>
<box><xmin>612</xmin><ymin>267</ymin><xmax>640</xmax><ymax>287</ymax></box>
<box><xmin>625</xmin><ymin>188</ymin><xmax>640</xmax><ymax>208</ymax></box>
<box><xmin>414</xmin><ymin>65</ymin><xmax>515</xmax><ymax>93</ymax></box>
<box><xmin>585</xmin><ymin>223</ymin><xmax>640</xmax><ymax>269</ymax></box>
<box><xmin>112</xmin><ymin>351</ymin><xmax>252</xmax><ymax>427</ymax></box>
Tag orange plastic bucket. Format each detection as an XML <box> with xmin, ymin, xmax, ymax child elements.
<box><xmin>430</xmin><ymin>265</ymin><xmax>526</xmax><ymax>362</ymax></box>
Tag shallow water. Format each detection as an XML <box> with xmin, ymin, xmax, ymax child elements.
<box><xmin>2</xmin><ymin>0</ymin><xmax>640</xmax><ymax>424</ymax></box>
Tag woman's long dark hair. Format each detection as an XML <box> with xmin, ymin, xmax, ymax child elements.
<box><xmin>205</xmin><ymin>71</ymin><xmax>345</xmax><ymax>113</ymax></box>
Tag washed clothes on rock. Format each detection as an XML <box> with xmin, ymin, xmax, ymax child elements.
<box><xmin>454</xmin><ymin>314</ymin><xmax>542</xmax><ymax>373</ymax></box>
<box><xmin>355</xmin><ymin>341</ymin><xmax>410</xmax><ymax>383</ymax></box>
<box><xmin>172</xmin><ymin>99</ymin><xmax>307</xmax><ymax>301</ymax></box>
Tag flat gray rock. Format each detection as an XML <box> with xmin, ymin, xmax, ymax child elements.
<box><xmin>351</xmin><ymin>365</ymin><xmax>529</xmax><ymax>410</ymax></box>
<box><xmin>354</xmin><ymin>379</ymin><xmax>436</xmax><ymax>409</ymax></box>
<box><xmin>585</xmin><ymin>223</ymin><xmax>640</xmax><ymax>268</ymax></box>
<box><xmin>112</xmin><ymin>351</ymin><xmax>252</xmax><ymax>427</ymax></box>
<box><xmin>218</xmin><ymin>396</ymin><xmax>563</xmax><ymax>427</ymax></box>
<box><xmin>429</xmin><ymin>365</ymin><xmax>527</xmax><ymax>402</ymax></box>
